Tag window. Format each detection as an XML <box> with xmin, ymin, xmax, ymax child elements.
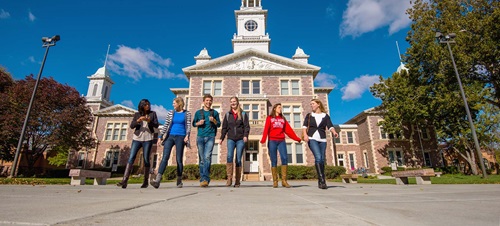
<box><xmin>77</xmin><ymin>152</ymin><xmax>85</xmax><ymax>167</ymax></box>
<box><xmin>347</xmin><ymin>131</ymin><xmax>354</xmax><ymax>144</ymax></box>
<box><xmin>349</xmin><ymin>153</ymin><xmax>356</xmax><ymax>170</ymax></box>
<box><xmin>105</xmin><ymin>122</ymin><xmax>128</xmax><ymax>141</ymax></box>
<box><xmin>211</xmin><ymin>143</ymin><xmax>219</xmax><ymax>164</ymax></box>
<box><xmin>212</xmin><ymin>105</ymin><xmax>221</xmax><ymax>116</ymax></box>
<box><xmin>282</xmin><ymin>105</ymin><xmax>301</xmax><ymax>128</ymax></box>
<box><xmin>363</xmin><ymin>152</ymin><xmax>369</xmax><ymax>168</ymax></box>
<box><xmin>104</xmin><ymin>150</ymin><xmax>120</xmax><ymax>168</ymax></box>
<box><xmin>337</xmin><ymin>154</ymin><xmax>344</xmax><ymax>167</ymax></box>
<box><xmin>243</xmin><ymin>104</ymin><xmax>259</xmax><ymax>120</ymax></box>
<box><xmin>421</xmin><ymin>128</ymin><xmax>430</xmax><ymax>140</ymax></box>
<box><xmin>280</xmin><ymin>80</ymin><xmax>300</xmax><ymax>95</ymax></box>
<box><xmin>241</xmin><ymin>80</ymin><xmax>260</xmax><ymax>95</ymax></box>
<box><xmin>388</xmin><ymin>132</ymin><xmax>403</xmax><ymax>140</ymax></box>
<box><xmin>380</xmin><ymin>127</ymin><xmax>387</xmax><ymax>139</ymax></box>
<box><xmin>92</xmin><ymin>84</ymin><xmax>98</xmax><ymax>96</ymax></box>
<box><xmin>334</xmin><ymin>133</ymin><xmax>341</xmax><ymax>143</ymax></box>
<box><xmin>286</xmin><ymin>143</ymin><xmax>304</xmax><ymax>164</ymax></box>
<box><xmin>424</xmin><ymin>152</ymin><xmax>432</xmax><ymax>167</ymax></box>
<box><xmin>388</xmin><ymin>149</ymin><xmax>404</xmax><ymax>166</ymax></box>
<box><xmin>203</xmin><ymin>80</ymin><xmax>222</xmax><ymax>96</ymax></box>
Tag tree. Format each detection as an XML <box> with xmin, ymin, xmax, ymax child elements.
<box><xmin>0</xmin><ymin>67</ymin><xmax>15</xmax><ymax>161</ymax></box>
<box><xmin>0</xmin><ymin>74</ymin><xmax>95</xmax><ymax>176</ymax></box>
<box><xmin>371</xmin><ymin>0</ymin><xmax>500</xmax><ymax>175</ymax></box>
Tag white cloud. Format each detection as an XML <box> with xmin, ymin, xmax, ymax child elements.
<box><xmin>28</xmin><ymin>10</ymin><xmax>36</xmax><ymax>22</ymax></box>
<box><xmin>107</xmin><ymin>45</ymin><xmax>184</xmax><ymax>82</ymax></box>
<box><xmin>314</xmin><ymin>72</ymin><xmax>337</xmax><ymax>88</ymax></box>
<box><xmin>121</xmin><ymin>100</ymin><xmax>134</xmax><ymax>108</ymax></box>
<box><xmin>151</xmin><ymin>104</ymin><xmax>168</xmax><ymax>121</ymax></box>
<box><xmin>340</xmin><ymin>0</ymin><xmax>412</xmax><ymax>38</ymax></box>
<box><xmin>0</xmin><ymin>9</ymin><xmax>10</xmax><ymax>19</ymax></box>
<box><xmin>28</xmin><ymin>56</ymin><xmax>36</xmax><ymax>63</ymax></box>
<box><xmin>341</xmin><ymin>75</ymin><xmax>380</xmax><ymax>101</ymax></box>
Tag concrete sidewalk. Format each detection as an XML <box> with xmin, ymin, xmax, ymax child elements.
<box><xmin>0</xmin><ymin>181</ymin><xmax>499</xmax><ymax>226</ymax></box>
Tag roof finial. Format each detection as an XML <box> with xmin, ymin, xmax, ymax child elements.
<box><xmin>104</xmin><ymin>44</ymin><xmax>110</xmax><ymax>67</ymax></box>
<box><xmin>396</xmin><ymin>41</ymin><xmax>402</xmax><ymax>61</ymax></box>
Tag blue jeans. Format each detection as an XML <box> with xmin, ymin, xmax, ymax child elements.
<box><xmin>308</xmin><ymin>140</ymin><xmax>326</xmax><ymax>164</ymax></box>
<box><xmin>227</xmin><ymin>139</ymin><xmax>245</xmax><ymax>167</ymax></box>
<box><xmin>158</xmin><ymin>135</ymin><xmax>185</xmax><ymax>176</ymax></box>
<box><xmin>197</xmin><ymin>136</ymin><xmax>215</xmax><ymax>183</ymax></box>
<box><xmin>268</xmin><ymin>140</ymin><xmax>287</xmax><ymax>167</ymax></box>
<box><xmin>128</xmin><ymin>140</ymin><xmax>153</xmax><ymax>167</ymax></box>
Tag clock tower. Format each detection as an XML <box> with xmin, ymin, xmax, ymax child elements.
<box><xmin>232</xmin><ymin>0</ymin><xmax>270</xmax><ymax>53</ymax></box>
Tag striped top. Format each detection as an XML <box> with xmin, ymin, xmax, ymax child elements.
<box><xmin>159</xmin><ymin>110</ymin><xmax>192</xmax><ymax>140</ymax></box>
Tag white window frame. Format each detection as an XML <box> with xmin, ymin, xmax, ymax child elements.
<box><xmin>337</xmin><ymin>153</ymin><xmax>345</xmax><ymax>167</ymax></box>
<box><xmin>202</xmin><ymin>80</ymin><xmax>222</xmax><ymax>96</ymax></box>
<box><xmin>211</xmin><ymin>143</ymin><xmax>220</xmax><ymax>164</ymax></box>
<box><xmin>242</xmin><ymin>103</ymin><xmax>260</xmax><ymax>120</ymax></box>
<box><xmin>282</xmin><ymin>104</ymin><xmax>302</xmax><ymax>128</ymax></box>
<box><xmin>346</xmin><ymin>131</ymin><xmax>355</xmax><ymax>144</ymax></box>
<box><xmin>241</xmin><ymin>80</ymin><xmax>261</xmax><ymax>95</ymax></box>
<box><xmin>348</xmin><ymin>152</ymin><xmax>356</xmax><ymax>171</ymax></box>
<box><xmin>388</xmin><ymin>148</ymin><xmax>404</xmax><ymax>166</ymax></box>
<box><xmin>104</xmin><ymin>149</ymin><xmax>120</xmax><ymax>168</ymax></box>
<box><xmin>104</xmin><ymin>122</ymin><xmax>128</xmax><ymax>141</ymax></box>
<box><xmin>77</xmin><ymin>152</ymin><xmax>85</xmax><ymax>168</ymax></box>
<box><xmin>286</xmin><ymin>142</ymin><xmax>305</xmax><ymax>165</ymax></box>
<box><xmin>280</xmin><ymin>79</ymin><xmax>300</xmax><ymax>95</ymax></box>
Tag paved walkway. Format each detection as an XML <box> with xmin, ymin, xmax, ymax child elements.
<box><xmin>0</xmin><ymin>180</ymin><xmax>499</xmax><ymax>226</ymax></box>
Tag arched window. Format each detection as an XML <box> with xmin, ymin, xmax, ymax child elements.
<box><xmin>92</xmin><ymin>84</ymin><xmax>98</xmax><ymax>96</ymax></box>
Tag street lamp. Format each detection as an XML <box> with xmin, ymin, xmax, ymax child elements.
<box><xmin>9</xmin><ymin>35</ymin><xmax>61</xmax><ymax>178</ymax></box>
<box><xmin>435</xmin><ymin>32</ymin><xmax>487</xmax><ymax>178</ymax></box>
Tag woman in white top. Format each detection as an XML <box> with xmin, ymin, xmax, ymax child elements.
<box><xmin>302</xmin><ymin>99</ymin><xmax>338</xmax><ymax>189</ymax></box>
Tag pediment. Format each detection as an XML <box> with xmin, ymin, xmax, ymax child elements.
<box><xmin>93</xmin><ymin>104</ymin><xmax>137</xmax><ymax>116</ymax></box>
<box><xmin>183</xmin><ymin>48</ymin><xmax>320</xmax><ymax>75</ymax></box>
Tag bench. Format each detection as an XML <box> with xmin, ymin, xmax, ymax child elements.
<box><xmin>434</xmin><ymin>172</ymin><xmax>442</xmax><ymax>177</ymax></box>
<box><xmin>340</xmin><ymin>174</ymin><xmax>359</xmax><ymax>183</ymax></box>
<box><xmin>69</xmin><ymin>169</ymin><xmax>111</xmax><ymax>185</ymax></box>
<box><xmin>391</xmin><ymin>169</ymin><xmax>435</xmax><ymax>185</ymax></box>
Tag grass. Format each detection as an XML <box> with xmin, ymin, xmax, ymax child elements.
<box><xmin>2</xmin><ymin>174</ymin><xmax>500</xmax><ymax>185</ymax></box>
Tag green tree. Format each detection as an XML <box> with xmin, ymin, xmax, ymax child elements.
<box><xmin>0</xmin><ymin>74</ymin><xmax>95</xmax><ymax>176</ymax></box>
<box><xmin>371</xmin><ymin>0</ymin><xmax>499</xmax><ymax>175</ymax></box>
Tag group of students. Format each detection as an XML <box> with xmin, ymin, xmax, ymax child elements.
<box><xmin>116</xmin><ymin>94</ymin><xmax>338</xmax><ymax>190</ymax></box>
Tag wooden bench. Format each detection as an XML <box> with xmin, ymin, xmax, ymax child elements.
<box><xmin>391</xmin><ymin>169</ymin><xmax>435</xmax><ymax>185</ymax></box>
<box><xmin>340</xmin><ymin>174</ymin><xmax>359</xmax><ymax>183</ymax></box>
<box><xmin>69</xmin><ymin>169</ymin><xmax>111</xmax><ymax>185</ymax></box>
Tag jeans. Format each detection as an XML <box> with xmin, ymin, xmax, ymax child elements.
<box><xmin>268</xmin><ymin>140</ymin><xmax>288</xmax><ymax>167</ymax></box>
<box><xmin>128</xmin><ymin>140</ymin><xmax>153</xmax><ymax>167</ymax></box>
<box><xmin>197</xmin><ymin>136</ymin><xmax>215</xmax><ymax>183</ymax></box>
<box><xmin>308</xmin><ymin>140</ymin><xmax>326</xmax><ymax>164</ymax></box>
<box><xmin>158</xmin><ymin>135</ymin><xmax>185</xmax><ymax>176</ymax></box>
<box><xmin>227</xmin><ymin>139</ymin><xmax>245</xmax><ymax>167</ymax></box>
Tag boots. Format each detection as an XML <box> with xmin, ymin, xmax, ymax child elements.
<box><xmin>177</xmin><ymin>176</ymin><xmax>183</xmax><ymax>188</ymax></box>
<box><xmin>281</xmin><ymin>165</ymin><xmax>291</xmax><ymax>188</ymax></box>
<box><xmin>150</xmin><ymin>173</ymin><xmax>162</xmax><ymax>189</ymax></box>
<box><xmin>117</xmin><ymin>163</ymin><xmax>133</xmax><ymax>189</ymax></box>
<box><xmin>234</xmin><ymin>167</ymin><xmax>242</xmax><ymax>187</ymax></box>
<box><xmin>315</xmin><ymin>163</ymin><xmax>327</xmax><ymax>189</ymax></box>
<box><xmin>320</xmin><ymin>163</ymin><xmax>328</xmax><ymax>189</ymax></box>
<box><xmin>271</xmin><ymin>167</ymin><xmax>278</xmax><ymax>188</ymax></box>
<box><xmin>141</xmin><ymin>167</ymin><xmax>150</xmax><ymax>188</ymax></box>
<box><xmin>225</xmin><ymin>163</ymin><xmax>233</xmax><ymax>186</ymax></box>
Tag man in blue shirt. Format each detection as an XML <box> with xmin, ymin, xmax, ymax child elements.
<box><xmin>192</xmin><ymin>94</ymin><xmax>221</xmax><ymax>187</ymax></box>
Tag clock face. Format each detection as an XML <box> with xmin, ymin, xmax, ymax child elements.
<box><xmin>245</xmin><ymin>20</ymin><xmax>258</xmax><ymax>31</ymax></box>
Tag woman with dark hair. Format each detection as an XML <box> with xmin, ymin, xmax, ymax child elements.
<box><xmin>260</xmin><ymin>103</ymin><xmax>301</xmax><ymax>188</ymax></box>
<box><xmin>219</xmin><ymin>96</ymin><xmax>250</xmax><ymax>187</ymax></box>
<box><xmin>302</xmin><ymin>99</ymin><xmax>338</xmax><ymax>189</ymax></box>
<box><xmin>151</xmin><ymin>97</ymin><xmax>191</xmax><ymax>189</ymax></box>
<box><xmin>117</xmin><ymin>99</ymin><xmax>159</xmax><ymax>189</ymax></box>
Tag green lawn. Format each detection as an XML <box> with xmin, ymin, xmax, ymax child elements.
<box><xmin>0</xmin><ymin>177</ymin><xmax>148</xmax><ymax>185</ymax></box>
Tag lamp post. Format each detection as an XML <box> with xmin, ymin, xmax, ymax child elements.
<box><xmin>435</xmin><ymin>32</ymin><xmax>487</xmax><ymax>178</ymax></box>
<box><xmin>9</xmin><ymin>35</ymin><xmax>61</xmax><ymax>178</ymax></box>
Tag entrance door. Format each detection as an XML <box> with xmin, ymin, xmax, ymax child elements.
<box><xmin>244</xmin><ymin>140</ymin><xmax>259</xmax><ymax>173</ymax></box>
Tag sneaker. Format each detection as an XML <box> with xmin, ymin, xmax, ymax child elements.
<box><xmin>177</xmin><ymin>182</ymin><xmax>183</xmax><ymax>188</ymax></box>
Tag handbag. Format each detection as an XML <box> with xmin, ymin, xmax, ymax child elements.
<box><xmin>301</xmin><ymin>113</ymin><xmax>311</xmax><ymax>141</ymax></box>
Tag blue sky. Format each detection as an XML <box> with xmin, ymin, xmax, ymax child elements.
<box><xmin>0</xmin><ymin>0</ymin><xmax>412</xmax><ymax>124</ymax></box>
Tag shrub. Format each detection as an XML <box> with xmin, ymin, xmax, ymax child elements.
<box><xmin>276</xmin><ymin>165</ymin><xmax>346</xmax><ymax>179</ymax></box>
<box><xmin>439</xmin><ymin>166</ymin><xmax>459</xmax><ymax>174</ymax></box>
<box><xmin>162</xmin><ymin>164</ymin><xmax>226</xmax><ymax>180</ymax></box>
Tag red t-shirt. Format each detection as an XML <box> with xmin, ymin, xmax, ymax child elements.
<box><xmin>260</xmin><ymin>115</ymin><xmax>301</xmax><ymax>143</ymax></box>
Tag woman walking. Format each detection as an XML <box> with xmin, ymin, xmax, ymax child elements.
<box><xmin>302</xmin><ymin>99</ymin><xmax>338</xmax><ymax>189</ymax></box>
<box><xmin>151</xmin><ymin>97</ymin><xmax>191</xmax><ymax>189</ymax></box>
<box><xmin>117</xmin><ymin>99</ymin><xmax>159</xmax><ymax>189</ymax></box>
<box><xmin>260</xmin><ymin>103</ymin><xmax>301</xmax><ymax>188</ymax></box>
<box><xmin>219</xmin><ymin>97</ymin><xmax>250</xmax><ymax>187</ymax></box>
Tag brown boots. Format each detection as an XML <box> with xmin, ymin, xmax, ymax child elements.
<box><xmin>226</xmin><ymin>163</ymin><xmax>242</xmax><ymax>187</ymax></box>
<box><xmin>225</xmin><ymin>163</ymin><xmax>233</xmax><ymax>186</ymax></box>
<box><xmin>281</xmin><ymin>165</ymin><xmax>291</xmax><ymax>188</ymax></box>
<box><xmin>141</xmin><ymin>167</ymin><xmax>150</xmax><ymax>188</ymax></box>
<box><xmin>117</xmin><ymin>163</ymin><xmax>133</xmax><ymax>189</ymax></box>
<box><xmin>271</xmin><ymin>167</ymin><xmax>278</xmax><ymax>188</ymax></box>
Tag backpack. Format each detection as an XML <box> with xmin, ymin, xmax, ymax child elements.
<box><xmin>226</xmin><ymin>111</ymin><xmax>247</xmax><ymax>122</ymax></box>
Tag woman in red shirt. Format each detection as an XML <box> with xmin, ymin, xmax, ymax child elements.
<box><xmin>260</xmin><ymin>103</ymin><xmax>301</xmax><ymax>188</ymax></box>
